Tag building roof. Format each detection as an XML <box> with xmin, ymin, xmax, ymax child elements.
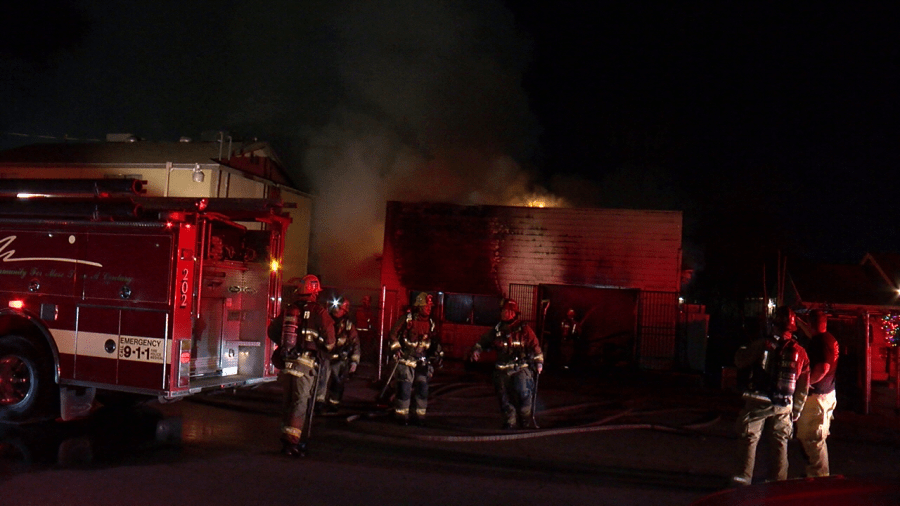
<box><xmin>862</xmin><ymin>252</ymin><xmax>900</xmax><ymax>290</ymax></box>
<box><xmin>0</xmin><ymin>139</ymin><xmax>296</xmax><ymax>187</ymax></box>
<box><xmin>786</xmin><ymin>256</ymin><xmax>900</xmax><ymax>309</ymax></box>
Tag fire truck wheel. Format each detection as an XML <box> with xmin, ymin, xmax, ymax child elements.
<box><xmin>0</xmin><ymin>336</ymin><xmax>58</xmax><ymax>423</ymax></box>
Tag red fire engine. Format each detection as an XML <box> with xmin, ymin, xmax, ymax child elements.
<box><xmin>0</xmin><ymin>179</ymin><xmax>289</xmax><ymax>423</ymax></box>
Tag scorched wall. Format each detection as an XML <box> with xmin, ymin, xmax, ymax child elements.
<box><xmin>381</xmin><ymin>202</ymin><xmax>683</xmax><ymax>296</ymax></box>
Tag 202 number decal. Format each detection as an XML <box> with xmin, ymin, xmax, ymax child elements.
<box><xmin>180</xmin><ymin>268</ymin><xmax>190</xmax><ymax>308</ymax></box>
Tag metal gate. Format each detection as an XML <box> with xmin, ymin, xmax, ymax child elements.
<box><xmin>512</xmin><ymin>284</ymin><xmax>680</xmax><ymax>371</ymax></box>
<box><xmin>638</xmin><ymin>291</ymin><xmax>679</xmax><ymax>370</ymax></box>
<box><xmin>508</xmin><ymin>283</ymin><xmax>539</xmax><ymax>326</ymax></box>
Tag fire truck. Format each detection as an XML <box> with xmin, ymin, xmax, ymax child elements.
<box><xmin>0</xmin><ymin>179</ymin><xmax>290</xmax><ymax>423</ymax></box>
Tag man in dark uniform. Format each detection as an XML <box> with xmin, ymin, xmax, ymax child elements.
<box><xmin>731</xmin><ymin>306</ymin><xmax>810</xmax><ymax>485</ymax></box>
<box><xmin>316</xmin><ymin>297</ymin><xmax>361</xmax><ymax>413</ymax></box>
<box><xmin>470</xmin><ymin>298</ymin><xmax>544</xmax><ymax>430</ymax></box>
<box><xmin>269</xmin><ymin>274</ymin><xmax>335</xmax><ymax>457</ymax></box>
<box><xmin>388</xmin><ymin>292</ymin><xmax>442</xmax><ymax>426</ymax></box>
<box><xmin>558</xmin><ymin>308</ymin><xmax>580</xmax><ymax>370</ymax></box>
<box><xmin>796</xmin><ymin>309</ymin><xmax>839</xmax><ymax>477</ymax></box>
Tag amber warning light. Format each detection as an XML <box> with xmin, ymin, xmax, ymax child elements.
<box><xmin>8</xmin><ymin>300</ymin><xmax>24</xmax><ymax>309</ymax></box>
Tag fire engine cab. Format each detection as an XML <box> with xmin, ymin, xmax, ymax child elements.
<box><xmin>0</xmin><ymin>179</ymin><xmax>289</xmax><ymax>423</ymax></box>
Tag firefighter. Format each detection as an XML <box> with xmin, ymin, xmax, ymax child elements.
<box><xmin>315</xmin><ymin>297</ymin><xmax>361</xmax><ymax>413</ymax></box>
<box><xmin>470</xmin><ymin>298</ymin><xmax>544</xmax><ymax>430</ymax></box>
<box><xmin>731</xmin><ymin>306</ymin><xmax>810</xmax><ymax>485</ymax></box>
<box><xmin>270</xmin><ymin>274</ymin><xmax>335</xmax><ymax>457</ymax></box>
<box><xmin>387</xmin><ymin>292</ymin><xmax>443</xmax><ymax>426</ymax></box>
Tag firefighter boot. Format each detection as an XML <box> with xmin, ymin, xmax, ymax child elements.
<box><xmin>281</xmin><ymin>434</ymin><xmax>307</xmax><ymax>458</ymax></box>
<box><xmin>282</xmin><ymin>441</ymin><xmax>307</xmax><ymax>458</ymax></box>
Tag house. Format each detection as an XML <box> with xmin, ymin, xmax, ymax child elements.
<box><xmin>0</xmin><ymin>133</ymin><xmax>313</xmax><ymax>282</ymax></box>
<box><xmin>379</xmin><ymin>201</ymin><xmax>690</xmax><ymax>372</ymax></box>
<box><xmin>785</xmin><ymin>255</ymin><xmax>900</xmax><ymax>413</ymax></box>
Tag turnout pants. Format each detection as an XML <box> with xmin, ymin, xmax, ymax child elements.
<box><xmin>280</xmin><ymin>359</ymin><xmax>318</xmax><ymax>443</ymax></box>
<box><xmin>394</xmin><ymin>364</ymin><xmax>429</xmax><ymax>419</ymax></box>
<box><xmin>492</xmin><ymin>367</ymin><xmax>535</xmax><ymax>427</ymax></box>
<box><xmin>733</xmin><ymin>400</ymin><xmax>793</xmax><ymax>484</ymax></box>
<box><xmin>315</xmin><ymin>358</ymin><xmax>351</xmax><ymax>407</ymax></box>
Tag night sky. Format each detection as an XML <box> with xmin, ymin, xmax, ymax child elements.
<box><xmin>513</xmin><ymin>4</ymin><xmax>899</xmax><ymax>263</ymax></box>
<box><xmin>1</xmin><ymin>2</ymin><xmax>898</xmax><ymax>292</ymax></box>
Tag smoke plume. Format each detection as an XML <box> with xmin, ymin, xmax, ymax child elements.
<box><xmin>278</xmin><ymin>1</ymin><xmax>547</xmax><ymax>289</ymax></box>
<box><xmin>0</xmin><ymin>1</ymin><xmax>552</xmax><ymax>290</ymax></box>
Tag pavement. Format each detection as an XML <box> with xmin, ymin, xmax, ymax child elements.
<box><xmin>195</xmin><ymin>358</ymin><xmax>900</xmax><ymax>498</ymax></box>
<box><xmin>3</xmin><ymin>359</ymin><xmax>899</xmax><ymax>506</ymax></box>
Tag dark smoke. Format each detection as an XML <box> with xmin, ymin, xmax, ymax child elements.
<box><xmin>224</xmin><ymin>1</ymin><xmax>548</xmax><ymax>289</ymax></box>
<box><xmin>0</xmin><ymin>1</ymin><xmax>550</xmax><ymax>291</ymax></box>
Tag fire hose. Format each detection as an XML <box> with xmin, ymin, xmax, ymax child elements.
<box><xmin>345</xmin><ymin>404</ymin><xmax>721</xmax><ymax>443</ymax></box>
<box><xmin>344</xmin><ymin>413</ymin><xmax>721</xmax><ymax>443</ymax></box>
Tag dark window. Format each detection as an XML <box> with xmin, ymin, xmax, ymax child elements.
<box><xmin>472</xmin><ymin>295</ymin><xmax>500</xmax><ymax>325</ymax></box>
<box><xmin>443</xmin><ymin>293</ymin><xmax>500</xmax><ymax>325</ymax></box>
<box><xmin>443</xmin><ymin>294</ymin><xmax>473</xmax><ymax>324</ymax></box>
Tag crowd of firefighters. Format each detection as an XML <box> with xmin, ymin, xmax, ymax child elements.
<box><xmin>267</xmin><ymin>275</ymin><xmax>840</xmax><ymax>490</ymax></box>
<box><xmin>268</xmin><ymin>274</ymin><xmax>545</xmax><ymax>457</ymax></box>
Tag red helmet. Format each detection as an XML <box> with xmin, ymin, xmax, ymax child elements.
<box><xmin>295</xmin><ymin>274</ymin><xmax>321</xmax><ymax>297</ymax></box>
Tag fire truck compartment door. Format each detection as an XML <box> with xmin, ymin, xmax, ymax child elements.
<box><xmin>193</xmin><ymin>265</ymin><xmax>245</xmax><ymax>376</ymax></box>
<box><xmin>0</xmin><ymin>230</ymin><xmax>86</xmax><ymax>296</ymax></box>
<box><xmin>74</xmin><ymin>306</ymin><xmax>168</xmax><ymax>390</ymax></box>
<box><xmin>82</xmin><ymin>232</ymin><xmax>172</xmax><ymax>303</ymax></box>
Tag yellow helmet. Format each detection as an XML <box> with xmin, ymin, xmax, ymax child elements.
<box><xmin>414</xmin><ymin>292</ymin><xmax>433</xmax><ymax>308</ymax></box>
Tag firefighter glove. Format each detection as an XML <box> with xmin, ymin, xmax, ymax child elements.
<box><xmin>349</xmin><ymin>362</ymin><xmax>358</xmax><ymax>374</ymax></box>
<box><xmin>470</xmin><ymin>350</ymin><xmax>481</xmax><ymax>362</ymax></box>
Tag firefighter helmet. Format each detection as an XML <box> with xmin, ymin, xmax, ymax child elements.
<box><xmin>331</xmin><ymin>297</ymin><xmax>351</xmax><ymax>315</ymax></box>
<box><xmin>500</xmin><ymin>298</ymin><xmax>518</xmax><ymax>314</ymax></box>
<box><xmin>773</xmin><ymin>305</ymin><xmax>797</xmax><ymax>333</ymax></box>
<box><xmin>413</xmin><ymin>292</ymin><xmax>433</xmax><ymax>308</ymax></box>
<box><xmin>294</xmin><ymin>274</ymin><xmax>321</xmax><ymax>297</ymax></box>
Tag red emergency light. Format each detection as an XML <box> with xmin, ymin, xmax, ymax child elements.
<box><xmin>8</xmin><ymin>300</ymin><xmax>24</xmax><ymax>309</ymax></box>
